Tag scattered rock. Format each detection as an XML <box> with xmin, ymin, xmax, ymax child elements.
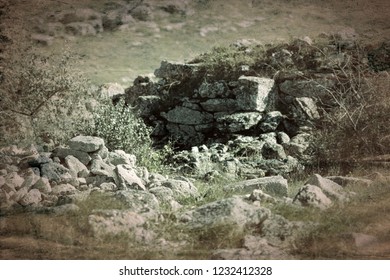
<box><xmin>293</xmin><ymin>184</ymin><xmax>332</xmax><ymax>209</ymax></box>
<box><xmin>226</xmin><ymin>176</ymin><xmax>288</xmax><ymax>197</ymax></box>
<box><xmin>180</xmin><ymin>196</ymin><xmax>270</xmax><ymax>230</ymax></box>
<box><xmin>68</xmin><ymin>136</ymin><xmax>105</xmax><ymax>153</ymax></box>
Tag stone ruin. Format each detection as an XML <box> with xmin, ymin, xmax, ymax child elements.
<box><xmin>117</xmin><ymin>38</ymin><xmax>347</xmax><ymax>179</ymax></box>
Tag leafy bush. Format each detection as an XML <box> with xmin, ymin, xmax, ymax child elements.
<box><xmin>85</xmin><ymin>98</ymin><xmax>168</xmax><ymax>171</ymax></box>
<box><xmin>0</xmin><ymin>50</ymin><xmax>93</xmax><ymax>146</ymax></box>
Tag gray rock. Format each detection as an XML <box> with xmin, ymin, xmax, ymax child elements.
<box><xmin>293</xmin><ymin>184</ymin><xmax>332</xmax><ymax>209</ymax></box>
<box><xmin>135</xmin><ymin>95</ymin><xmax>162</xmax><ymax>117</ymax></box>
<box><xmin>277</xmin><ymin>132</ymin><xmax>290</xmax><ymax>145</ymax></box>
<box><xmin>115</xmin><ymin>190</ymin><xmax>159</xmax><ymax>217</ymax></box>
<box><xmin>99</xmin><ymin>182</ymin><xmax>118</xmax><ymax>192</ymax></box>
<box><xmin>32</xmin><ymin>177</ymin><xmax>52</xmax><ymax>194</ymax></box>
<box><xmin>306</xmin><ymin>174</ymin><xmax>347</xmax><ymax>201</ymax></box>
<box><xmin>51</xmin><ymin>183</ymin><xmax>77</xmax><ymax>196</ymax></box>
<box><xmin>89</xmin><ymin>209</ymin><xmax>156</xmax><ymax>243</ymax></box>
<box><xmin>68</xmin><ymin>136</ymin><xmax>105</xmax><ymax>153</ymax></box>
<box><xmin>198</xmin><ymin>81</ymin><xmax>228</xmax><ymax>98</ymax></box>
<box><xmin>162</xmin><ymin>106</ymin><xmax>213</xmax><ymax>125</ymax></box>
<box><xmin>114</xmin><ymin>164</ymin><xmax>146</xmax><ymax>191</ymax></box>
<box><xmin>39</xmin><ymin>204</ymin><xmax>80</xmax><ymax>216</ymax></box>
<box><xmin>4</xmin><ymin>172</ymin><xmax>24</xmax><ymax>190</ymax></box>
<box><xmin>19</xmin><ymin>189</ymin><xmax>42</xmax><ymax>206</ymax></box>
<box><xmin>10</xmin><ymin>187</ymin><xmax>28</xmax><ymax>203</ymax></box>
<box><xmin>200</xmin><ymin>99</ymin><xmax>238</xmax><ymax>112</ymax></box>
<box><xmin>216</xmin><ymin>112</ymin><xmax>262</xmax><ymax>133</ymax></box>
<box><xmin>292</xmin><ymin>97</ymin><xmax>320</xmax><ymax>125</ymax></box>
<box><xmin>90</xmin><ymin>155</ymin><xmax>115</xmax><ymax>178</ymax></box>
<box><xmin>249</xmin><ymin>189</ymin><xmax>277</xmax><ymax>203</ymax></box>
<box><xmin>180</xmin><ymin>196</ymin><xmax>270</xmax><ymax>230</ymax></box>
<box><xmin>65</xmin><ymin>155</ymin><xmax>89</xmax><ymax>178</ymax></box>
<box><xmin>108</xmin><ymin>150</ymin><xmax>136</xmax><ymax>167</ymax></box>
<box><xmin>262</xmin><ymin>142</ymin><xmax>287</xmax><ymax>160</ymax></box>
<box><xmin>259</xmin><ymin>111</ymin><xmax>283</xmax><ymax>133</ymax></box>
<box><xmin>53</xmin><ymin>147</ymin><xmax>92</xmax><ymax>165</ymax></box>
<box><xmin>235</xmin><ymin>76</ymin><xmax>274</xmax><ymax>112</ymax></box>
<box><xmin>41</xmin><ymin>162</ymin><xmax>72</xmax><ymax>184</ymax></box>
<box><xmin>20</xmin><ymin>169</ymin><xmax>40</xmax><ymax>190</ymax></box>
<box><xmin>226</xmin><ymin>176</ymin><xmax>288</xmax><ymax>197</ymax></box>
<box><xmin>0</xmin><ymin>176</ymin><xmax>5</xmax><ymax>188</ymax></box>
<box><xmin>154</xmin><ymin>61</ymin><xmax>200</xmax><ymax>80</ymax></box>
<box><xmin>160</xmin><ymin>178</ymin><xmax>199</xmax><ymax>199</ymax></box>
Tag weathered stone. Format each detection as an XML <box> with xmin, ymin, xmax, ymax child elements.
<box><xmin>293</xmin><ymin>184</ymin><xmax>332</xmax><ymax>209</ymax></box>
<box><xmin>41</xmin><ymin>162</ymin><xmax>72</xmax><ymax>183</ymax></box>
<box><xmin>27</xmin><ymin>154</ymin><xmax>52</xmax><ymax>168</ymax></box>
<box><xmin>259</xmin><ymin>111</ymin><xmax>283</xmax><ymax>133</ymax></box>
<box><xmin>198</xmin><ymin>81</ymin><xmax>229</xmax><ymax>98</ymax></box>
<box><xmin>114</xmin><ymin>164</ymin><xmax>145</xmax><ymax>191</ymax></box>
<box><xmin>148</xmin><ymin>186</ymin><xmax>175</xmax><ymax>204</ymax></box>
<box><xmin>108</xmin><ymin>150</ymin><xmax>136</xmax><ymax>167</ymax></box>
<box><xmin>65</xmin><ymin>155</ymin><xmax>89</xmax><ymax>178</ymax></box>
<box><xmin>20</xmin><ymin>169</ymin><xmax>40</xmax><ymax>190</ymax></box>
<box><xmin>226</xmin><ymin>176</ymin><xmax>288</xmax><ymax>197</ymax></box>
<box><xmin>4</xmin><ymin>172</ymin><xmax>24</xmax><ymax>190</ymax></box>
<box><xmin>10</xmin><ymin>186</ymin><xmax>28</xmax><ymax>203</ymax></box>
<box><xmin>249</xmin><ymin>189</ymin><xmax>277</xmax><ymax>203</ymax></box>
<box><xmin>261</xmin><ymin>214</ymin><xmax>293</xmax><ymax>241</ymax></box>
<box><xmin>68</xmin><ymin>136</ymin><xmax>105</xmax><ymax>153</ymax></box>
<box><xmin>160</xmin><ymin>178</ymin><xmax>199</xmax><ymax>199</ymax></box>
<box><xmin>200</xmin><ymin>99</ymin><xmax>238</xmax><ymax>112</ymax></box>
<box><xmin>262</xmin><ymin>142</ymin><xmax>287</xmax><ymax>160</ymax></box>
<box><xmin>19</xmin><ymin>189</ymin><xmax>42</xmax><ymax>206</ymax></box>
<box><xmin>90</xmin><ymin>155</ymin><xmax>115</xmax><ymax>178</ymax></box>
<box><xmin>235</xmin><ymin>76</ymin><xmax>275</xmax><ymax>112</ymax></box>
<box><xmin>306</xmin><ymin>174</ymin><xmax>346</xmax><ymax>201</ymax></box>
<box><xmin>216</xmin><ymin>112</ymin><xmax>262</xmax><ymax>133</ymax></box>
<box><xmin>115</xmin><ymin>190</ymin><xmax>159</xmax><ymax>217</ymax></box>
<box><xmin>277</xmin><ymin>132</ymin><xmax>290</xmax><ymax>145</ymax></box>
<box><xmin>292</xmin><ymin>97</ymin><xmax>320</xmax><ymax>124</ymax></box>
<box><xmin>32</xmin><ymin>177</ymin><xmax>52</xmax><ymax>194</ymax></box>
<box><xmin>0</xmin><ymin>176</ymin><xmax>6</xmax><ymax>188</ymax></box>
<box><xmin>180</xmin><ymin>196</ymin><xmax>270</xmax><ymax>230</ymax></box>
<box><xmin>135</xmin><ymin>95</ymin><xmax>162</xmax><ymax>117</ymax></box>
<box><xmin>39</xmin><ymin>204</ymin><xmax>80</xmax><ymax>216</ymax></box>
<box><xmin>162</xmin><ymin>106</ymin><xmax>213</xmax><ymax>125</ymax></box>
<box><xmin>53</xmin><ymin>147</ymin><xmax>91</xmax><ymax>165</ymax></box>
<box><xmin>99</xmin><ymin>182</ymin><xmax>118</xmax><ymax>192</ymax></box>
<box><xmin>51</xmin><ymin>183</ymin><xmax>77</xmax><ymax>196</ymax></box>
<box><xmin>154</xmin><ymin>61</ymin><xmax>200</xmax><ymax>80</ymax></box>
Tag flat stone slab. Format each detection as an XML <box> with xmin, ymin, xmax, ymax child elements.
<box><xmin>68</xmin><ymin>136</ymin><xmax>105</xmax><ymax>153</ymax></box>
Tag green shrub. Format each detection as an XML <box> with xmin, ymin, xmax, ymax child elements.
<box><xmin>0</xmin><ymin>50</ymin><xmax>92</xmax><ymax>146</ymax></box>
<box><xmin>85</xmin><ymin>98</ymin><xmax>167</xmax><ymax>171</ymax></box>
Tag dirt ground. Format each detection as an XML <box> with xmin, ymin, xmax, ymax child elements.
<box><xmin>2</xmin><ymin>0</ymin><xmax>390</xmax><ymax>85</ymax></box>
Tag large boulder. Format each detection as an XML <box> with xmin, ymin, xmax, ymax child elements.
<box><xmin>235</xmin><ymin>76</ymin><xmax>275</xmax><ymax>112</ymax></box>
<box><xmin>180</xmin><ymin>196</ymin><xmax>270</xmax><ymax>230</ymax></box>
<box><xmin>293</xmin><ymin>184</ymin><xmax>332</xmax><ymax>209</ymax></box>
<box><xmin>115</xmin><ymin>190</ymin><xmax>159</xmax><ymax>217</ymax></box>
<box><xmin>306</xmin><ymin>174</ymin><xmax>347</xmax><ymax>201</ymax></box>
<box><xmin>114</xmin><ymin>164</ymin><xmax>145</xmax><ymax>191</ymax></box>
<box><xmin>68</xmin><ymin>136</ymin><xmax>105</xmax><ymax>153</ymax></box>
<box><xmin>225</xmin><ymin>176</ymin><xmax>288</xmax><ymax>197</ymax></box>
